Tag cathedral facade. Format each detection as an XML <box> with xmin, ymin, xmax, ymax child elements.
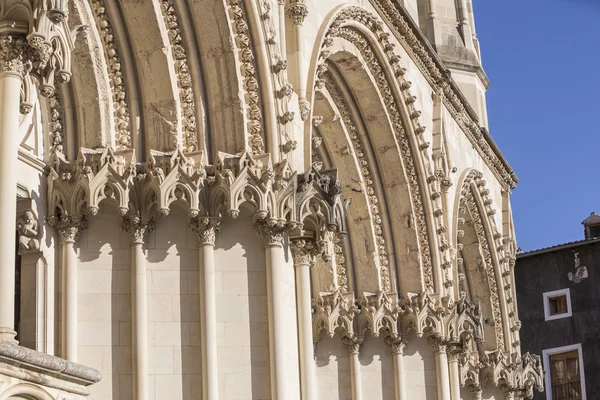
<box><xmin>0</xmin><ymin>0</ymin><xmax>543</xmax><ymax>399</ymax></box>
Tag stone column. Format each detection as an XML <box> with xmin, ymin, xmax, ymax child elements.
<box><xmin>447</xmin><ymin>348</ymin><xmax>462</xmax><ymax>400</ymax></box>
<box><xmin>277</xmin><ymin>0</ymin><xmax>287</xmax><ymax>56</ymax></box>
<box><xmin>285</xmin><ymin>1</ymin><xmax>310</xmax><ymax>120</ymax></box>
<box><xmin>122</xmin><ymin>215</ymin><xmax>154</xmax><ymax>400</ymax></box>
<box><xmin>343</xmin><ymin>334</ymin><xmax>363</xmax><ymax>400</ymax></box>
<box><xmin>255</xmin><ymin>220</ymin><xmax>288</xmax><ymax>400</ymax></box>
<box><xmin>429</xmin><ymin>336</ymin><xmax>451</xmax><ymax>400</ymax></box>
<box><xmin>190</xmin><ymin>216</ymin><xmax>220</xmax><ymax>400</ymax></box>
<box><xmin>50</xmin><ymin>215</ymin><xmax>87</xmax><ymax>362</ymax></box>
<box><xmin>457</xmin><ymin>0</ymin><xmax>475</xmax><ymax>52</ymax></box>
<box><xmin>386</xmin><ymin>336</ymin><xmax>407</xmax><ymax>400</ymax></box>
<box><xmin>290</xmin><ymin>239</ymin><xmax>319</xmax><ymax>400</ymax></box>
<box><xmin>0</xmin><ymin>36</ymin><xmax>28</xmax><ymax>343</ymax></box>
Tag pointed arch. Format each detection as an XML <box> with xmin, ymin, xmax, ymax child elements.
<box><xmin>453</xmin><ymin>169</ymin><xmax>511</xmax><ymax>352</ymax></box>
<box><xmin>306</xmin><ymin>5</ymin><xmax>450</xmax><ymax>295</ymax></box>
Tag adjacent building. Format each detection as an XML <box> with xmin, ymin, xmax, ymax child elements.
<box><xmin>515</xmin><ymin>213</ymin><xmax>600</xmax><ymax>400</ymax></box>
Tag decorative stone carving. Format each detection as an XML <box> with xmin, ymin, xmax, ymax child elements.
<box><xmin>285</xmin><ymin>1</ymin><xmax>309</xmax><ymax>26</ymax></box>
<box><xmin>90</xmin><ymin>0</ymin><xmax>131</xmax><ymax>149</ymax></box>
<box><xmin>47</xmin><ymin>215</ymin><xmax>88</xmax><ymax>243</ymax></box>
<box><xmin>290</xmin><ymin>239</ymin><xmax>323</xmax><ymax>266</ymax></box>
<box><xmin>342</xmin><ymin>334</ymin><xmax>363</xmax><ymax>355</ymax></box>
<box><xmin>16</xmin><ymin>210</ymin><xmax>40</xmax><ymax>253</ymax></box>
<box><xmin>299</xmin><ymin>98</ymin><xmax>311</xmax><ymax>121</ymax></box>
<box><xmin>121</xmin><ymin>214</ymin><xmax>155</xmax><ymax>244</ymax></box>
<box><xmin>385</xmin><ymin>335</ymin><xmax>406</xmax><ymax>355</ymax></box>
<box><xmin>254</xmin><ymin>218</ymin><xmax>288</xmax><ymax>246</ymax></box>
<box><xmin>568</xmin><ymin>251</ymin><xmax>588</xmax><ymax>283</ymax></box>
<box><xmin>0</xmin><ymin>36</ymin><xmax>28</xmax><ymax>76</ymax></box>
<box><xmin>227</xmin><ymin>0</ymin><xmax>264</xmax><ymax>155</ymax></box>
<box><xmin>160</xmin><ymin>0</ymin><xmax>199</xmax><ymax>152</ymax></box>
<box><xmin>190</xmin><ymin>216</ymin><xmax>220</xmax><ymax>246</ymax></box>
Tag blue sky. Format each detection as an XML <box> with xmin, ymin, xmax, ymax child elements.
<box><xmin>475</xmin><ymin>0</ymin><xmax>600</xmax><ymax>252</ymax></box>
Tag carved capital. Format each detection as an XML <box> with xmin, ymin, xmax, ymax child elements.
<box><xmin>190</xmin><ymin>216</ymin><xmax>220</xmax><ymax>245</ymax></box>
<box><xmin>285</xmin><ymin>2</ymin><xmax>308</xmax><ymax>25</ymax></box>
<box><xmin>342</xmin><ymin>334</ymin><xmax>363</xmax><ymax>355</ymax></box>
<box><xmin>385</xmin><ymin>335</ymin><xmax>406</xmax><ymax>355</ymax></box>
<box><xmin>0</xmin><ymin>35</ymin><xmax>29</xmax><ymax>76</ymax></box>
<box><xmin>254</xmin><ymin>219</ymin><xmax>288</xmax><ymax>246</ymax></box>
<box><xmin>121</xmin><ymin>215</ymin><xmax>155</xmax><ymax>244</ymax></box>
<box><xmin>48</xmin><ymin>215</ymin><xmax>88</xmax><ymax>243</ymax></box>
<box><xmin>427</xmin><ymin>335</ymin><xmax>447</xmax><ymax>354</ymax></box>
<box><xmin>290</xmin><ymin>239</ymin><xmax>323</xmax><ymax>266</ymax></box>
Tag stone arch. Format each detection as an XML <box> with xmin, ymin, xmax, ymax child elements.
<box><xmin>307</xmin><ymin>5</ymin><xmax>447</xmax><ymax>295</ymax></box>
<box><xmin>453</xmin><ymin>169</ymin><xmax>510</xmax><ymax>352</ymax></box>
<box><xmin>0</xmin><ymin>384</ymin><xmax>55</xmax><ymax>400</ymax></box>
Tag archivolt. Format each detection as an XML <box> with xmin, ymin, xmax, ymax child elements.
<box><xmin>307</xmin><ymin>6</ymin><xmax>454</xmax><ymax>293</ymax></box>
<box><xmin>454</xmin><ymin>169</ymin><xmax>510</xmax><ymax>351</ymax></box>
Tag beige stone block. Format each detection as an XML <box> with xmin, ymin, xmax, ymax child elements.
<box><xmin>148</xmin><ymin>294</ymin><xmax>174</xmax><ymax>322</ymax></box>
<box><xmin>151</xmin><ymin>271</ymin><xmax>181</xmax><ymax>294</ymax></box>
<box><xmin>189</xmin><ymin>322</ymin><xmax>201</xmax><ymax>346</ymax></box>
<box><xmin>119</xmin><ymin>374</ymin><xmax>132</xmax><ymax>400</ymax></box>
<box><xmin>119</xmin><ymin>321</ymin><xmax>131</xmax><ymax>346</ymax></box>
<box><xmin>111</xmin><ymin>294</ymin><xmax>132</xmax><ymax>322</ymax></box>
<box><xmin>215</xmin><ymin>294</ymin><xmax>246</xmax><ymax>323</ymax></box>
<box><xmin>79</xmin><ymin>321</ymin><xmax>111</xmax><ymax>346</ymax></box>
<box><xmin>78</xmin><ymin>293</ymin><xmax>110</xmax><ymax>322</ymax></box>
<box><xmin>221</xmin><ymin>271</ymin><xmax>249</xmax><ymax>294</ymax></box>
<box><xmin>155</xmin><ymin>321</ymin><xmax>189</xmax><ymax>346</ymax></box>
<box><xmin>155</xmin><ymin>374</ymin><xmax>184</xmax><ymax>399</ymax></box>
<box><xmin>78</xmin><ymin>345</ymin><xmax>104</xmax><ymax>373</ymax></box>
<box><xmin>173</xmin><ymin>294</ymin><xmax>200</xmax><ymax>322</ymax></box>
<box><xmin>218</xmin><ymin>346</ymin><xmax>246</xmax><ymax>374</ymax></box>
<box><xmin>223</xmin><ymin>323</ymin><xmax>251</xmax><ymax>347</ymax></box>
<box><xmin>224</xmin><ymin>374</ymin><xmax>252</xmax><ymax>398</ymax></box>
<box><xmin>149</xmin><ymin>346</ymin><xmax>174</xmax><ymax>375</ymax></box>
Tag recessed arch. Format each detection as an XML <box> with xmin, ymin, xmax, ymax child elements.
<box><xmin>0</xmin><ymin>384</ymin><xmax>54</xmax><ymax>400</ymax></box>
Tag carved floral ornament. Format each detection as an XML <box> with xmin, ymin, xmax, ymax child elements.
<box><xmin>47</xmin><ymin>147</ymin><xmax>348</xmax><ymax>248</ymax></box>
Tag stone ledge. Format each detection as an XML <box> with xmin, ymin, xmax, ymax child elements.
<box><xmin>0</xmin><ymin>342</ymin><xmax>101</xmax><ymax>387</ymax></box>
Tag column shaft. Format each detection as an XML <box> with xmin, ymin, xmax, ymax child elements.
<box><xmin>294</xmin><ymin>260</ymin><xmax>317</xmax><ymax>400</ymax></box>
<box><xmin>350</xmin><ymin>351</ymin><xmax>362</xmax><ymax>400</ymax></box>
<box><xmin>392</xmin><ymin>350</ymin><xmax>407</xmax><ymax>400</ymax></box>
<box><xmin>132</xmin><ymin>242</ymin><xmax>149</xmax><ymax>400</ymax></box>
<box><xmin>62</xmin><ymin>240</ymin><xmax>78</xmax><ymax>361</ymax></box>
<box><xmin>265</xmin><ymin>243</ymin><xmax>288</xmax><ymax>399</ymax></box>
<box><xmin>448</xmin><ymin>358</ymin><xmax>461</xmax><ymax>400</ymax></box>
<box><xmin>435</xmin><ymin>350</ymin><xmax>451</xmax><ymax>400</ymax></box>
<box><xmin>199</xmin><ymin>242</ymin><xmax>218</xmax><ymax>400</ymax></box>
<box><xmin>0</xmin><ymin>72</ymin><xmax>23</xmax><ymax>342</ymax></box>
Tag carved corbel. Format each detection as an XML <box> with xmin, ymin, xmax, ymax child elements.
<box><xmin>190</xmin><ymin>216</ymin><xmax>221</xmax><ymax>246</ymax></box>
<box><xmin>121</xmin><ymin>214</ymin><xmax>155</xmax><ymax>245</ymax></box>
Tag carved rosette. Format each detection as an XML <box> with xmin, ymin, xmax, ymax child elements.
<box><xmin>190</xmin><ymin>217</ymin><xmax>220</xmax><ymax>246</ymax></box>
<box><xmin>121</xmin><ymin>215</ymin><xmax>155</xmax><ymax>244</ymax></box>
<box><xmin>342</xmin><ymin>334</ymin><xmax>363</xmax><ymax>356</ymax></box>
<box><xmin>254</xmin><ymin>220</ymin><xmax>288</xmax><ymax>246</ymax></box>
<box><xmin>290</xmin><ymin>239</ymin><xmax>323</xmax><ymax>266</ymax></box>
<box><xmin>0</xmin><ymin>36</ymin><xmax>29</xmax><ymax>76</ymax></box>
<box><xmin>48</xmin><ymin>215</ymin><xmax>88</xmax><ymax>243</ymax></box>
<box><xmin>285</xmin><ymin>2</ymin><xmax>308</xmax><ymax>26</ymax></box>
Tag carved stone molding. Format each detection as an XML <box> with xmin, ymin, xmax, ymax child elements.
<box><xmin>427</xmin><ymin>335</ymin><xmax>448</xmax><ymax>354</ymax></box>
<box><xmin>121</xmin><ymin>214</ymin><xmax>155</xmax><ymax>244</ymax></box>
<box><xmin>254</xmin><ymin>219</ymin><xmax>288</xmax><ymax>246</ymax></box>
<box><xmin>342</xmin><ymin>334</ymin><xmax>363</xmax><ymax>355</ymax></box>
<box><xmin>47</xmin><ymin>215</ymin><xmax>88</xmax><ymax>243</ymax></box>
<box><xmin>190</xmin><ymin>216</ymin><xmax>220</xmax><ymax>246</ymax></box>
<box><xmin>385</xmin><ymin>335</ymin><xmax>406</xmax><ymax>355</ymax></box>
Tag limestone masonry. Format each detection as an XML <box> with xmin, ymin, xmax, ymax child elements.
<box><xmin>0</xmin><ymin>0</ymin><xmax>543</xmax><ymax>399</ymax></box>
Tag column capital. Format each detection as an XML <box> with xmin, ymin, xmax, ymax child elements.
<box><xmin>469</xmin><ymin>385</ymin><xmax>483</xmax><ymax>400</ymax></box>
<box><xmin>121</xmin><ymin>214</ymin><xmax>155</xmax><ymax>244</ymax></box>
<box><xmin>285</xmin><ymin>1</ymin><xmax>308</xmax><ymax>26</ymax></box>
<box><xmin>427</xmin><ymin>335</ymin><xmax>448</xmax><ymax>354</ymax></box>
<box><xmin>48</xmin><ymin>215</ymin><xmax>88</xmax><ymax>243</ymax></box>
<box><xmin>190</xmin><ymin>216</ymin><xmax>220</xmax><ymax>245</ymax></box>
<box><xmin>290</xmin><ymin>238</ymin><xmax>323</xmax><ymax>266</ymax></box>
<box><xmin>342</xmin><ymin>334</ymin><xmax>363</xmax><ymax>356</ymax></box>
<box><xmin>0</xmin><ymin>35</ymin><xmax>29</xmax><ymax>77</ymax></box>
<box><xmin>446</xmin><ymin>343</ymin><xmax>464</xmax><ymax>361</ymax></box>
<box><xmin>385</xmin><ymin>335</ymin><xmax>406</xmax><ymax>355</ymax></box>
<box><xmin>254</xmin><ymin>219</ymin><xmax>288</xmax><ymax>247</ymax></box>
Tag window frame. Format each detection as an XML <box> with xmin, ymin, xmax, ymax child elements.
<box><xmin>543</xmin><ymin>343</ymin><xmax>586</xmax><ymax>400</ymax></box>
<box><xmin>543</xmin><ymin>288</ymin><xmax>572</xmax><ymax>321</ymax></box>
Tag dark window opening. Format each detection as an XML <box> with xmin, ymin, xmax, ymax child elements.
<box><xmin>549</xmin><ymin>295</ymin><xmax>568</xmax><ymax>316</ymax></box>
<box><xmin>550</xmin><ymin>350</ymin><xmax>583</xmax><ymax>400</ymax></box>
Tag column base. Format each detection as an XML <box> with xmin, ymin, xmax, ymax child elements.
<box><xmin>0</xmin><ymin>328</ymin><xmax>18</xmax><ymax>344</ymax></box>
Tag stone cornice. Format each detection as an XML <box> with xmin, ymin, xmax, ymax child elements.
<box><xmin>367</xmin><ymin>1</ymin><xmax>518</xmax><ymax>189</ymax></box>
<box><xmin>0</xmin><ymin>342</ymin><xmax>101</xmax><ymax>391</ymax></box>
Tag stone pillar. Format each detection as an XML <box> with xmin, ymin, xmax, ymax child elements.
<box><xmin>277</xmin><ymin>0</ymin><xmax>287</xmax><ymax>56</ymax></box>
<box><xmin>190</xmin><ymin>216</ymin><xmax>220</xmax><ymax>400</ymax></box>
<box><xmin>255</xmin><ymin>220</ymin><xmax>288</xmax><ymax>400</ymax></box>
<box><xmin>457</xmin><ymin>0</ymin><xmax>475</xmax><ymax>52</ymax></box>
<box><xmin>0</xmin><ymin>35</ymin><xmax>28</xmax><ymax>343</ymax></box>
<box><xmin>386</xmin><ymin>336</ymin><xmax>407</xmax><ymax>400</ymax></box>
<box><xmin>290</xmin><ymin>239</ymin><xmax>319</xmax><ymax>400</ymax></box>
<box><xmin>429</xmin><ymin>337</ymin><xmax>451</xmax><ymax>400</ymax></box>
<box><xmin>343</xmin><ymin>334</ymin><xmax>363</xmax><ymax>400</ymax></box>
<box><xmin>122</xmin><ymin>215</ymin><xmax>154</xmax><ymax>400</ymax></box>
<box><xmin>447</xmin><ymin>348</ymin><xmax>462</xmax><ymax>400</ymax></box>
<box><xmin>50</xmin><ymin>215</ymin><xmax>87</xmax><ymax>362</ymax></box>
<box><xmin>285</xmin><ymin>1</ymin><xmax>310</xmax><ymax>120</ymax></box>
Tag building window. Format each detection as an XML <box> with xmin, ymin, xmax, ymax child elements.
<box><xmin>543</xmin><ymin>289</ymin><xmax>572</xmax><ymax>321</ymax></box>
<box><xmin>543</xmin><ymin>344</ymin><xmax>586</xmax><ymax>400</ymax></box>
